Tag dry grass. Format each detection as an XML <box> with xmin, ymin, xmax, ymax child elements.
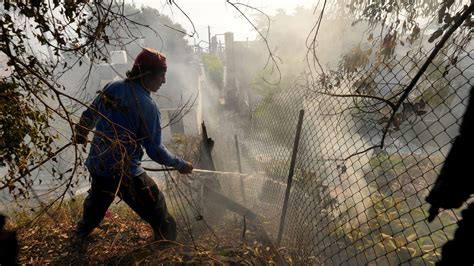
<box><xmin>10</xmin><ymin>197</ymin><xmax>290</xmax><ymax>265</ymax></box>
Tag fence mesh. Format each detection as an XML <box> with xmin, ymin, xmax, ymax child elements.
<box><xmin>203</xmin><ymin>36</ymin><xmax>473</xmax><ymax>264</ymax></box>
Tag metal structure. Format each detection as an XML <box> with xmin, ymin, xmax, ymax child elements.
<box><xmin>205</xmin><ymin>37</ymin><xmax>473</xmax><ymax>264</ymax></box>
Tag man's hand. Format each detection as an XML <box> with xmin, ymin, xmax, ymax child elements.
<box><xmin>73</xmin><ymin>117</ymin><xmax>92</xmax><ymax>145</ymax></box>
<box><xmin>178</xmin><ymin>161</ymin><xmax>193</xmax><ymax>174</ymax></box>
<box><xmin>72</xmin><ymin>132</ymin><xmax>88</xmax><ymax>145</ymax></box>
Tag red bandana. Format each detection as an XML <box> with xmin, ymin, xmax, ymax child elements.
<box><xmin>133</xmin><ymin>48</ymin><xmax>167</xmax><ymax>73</ymax></box>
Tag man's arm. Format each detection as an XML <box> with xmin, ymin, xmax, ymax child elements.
<box><xmin>140</xmin><ymin>102</ymin><xmax>192</xmax><ymax>173</ymax></box>
<box><xmin>72</xmin><ymin>94</ymin><xmax>102</xmax><ymax>144</ymax></box>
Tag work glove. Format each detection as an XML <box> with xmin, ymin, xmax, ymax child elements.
<box><xmin>71</xmin><ymin>128</ymin><xmax>88</xmax><ymax>145</ymax></box>
<box><xmin>178</xmin><ymin>161</ymin><xmax>193</xmax><ymax>174</ymax></box>
<box><xmin>72</xmin><ymin>122</ymin><xmax>90</xmax><ymax>145</ymax></box>
<box><xmin>72</xmin><ymin>133</ymin><xmax>88</xmax><ymax>145</ymax></box>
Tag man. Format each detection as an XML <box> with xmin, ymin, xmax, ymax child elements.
<box><xmin>0</xmin><ymin>214</ymin><xmax>18</xmax><ymax>265</ymax></box>
<box><xmin>426</xmin><ymin>87</ymin><xmax>474</xmax><ymax>265</ymax></box>
<box><xmin>73</xmin><ymin>48</ymin><xmax>193</xmax><ymax>242</ymax></box>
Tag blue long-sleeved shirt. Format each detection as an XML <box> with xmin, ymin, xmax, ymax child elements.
<box><xmin>80</xmin><ymin>79</ymin><xmax>186</xmax><ymax>178</ymax></box>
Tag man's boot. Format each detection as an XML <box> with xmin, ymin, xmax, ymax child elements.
<box><xmin>153</xmin><ymin>214</ymin><xmax>177</xmax><ymax>242</ymax></box>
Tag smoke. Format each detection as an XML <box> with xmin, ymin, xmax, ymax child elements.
<box><xmin>0</xmin><ymin>3</ymin><xmax>202</xmax><ymax>211</ymax></box>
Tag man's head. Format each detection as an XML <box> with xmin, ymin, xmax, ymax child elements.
<box><xmin>127</xmin><ymin>48</ymin><xmax>167</xmax><ymax>92</ymax></box>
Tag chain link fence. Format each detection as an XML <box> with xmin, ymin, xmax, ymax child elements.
<box><xmin>204</xmin><ymin>36</ymin><xmax>473</xmax><ymax>264</ymax></box>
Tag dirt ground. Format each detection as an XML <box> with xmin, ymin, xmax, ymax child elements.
<box><xmin>10</xmin><ymin>198</ymin><xmax>291</xmax><ymax>265</ymax></box>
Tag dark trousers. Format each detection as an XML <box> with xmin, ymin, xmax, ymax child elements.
<box><xmin>76</xmin><ymin>172</ymin><xmax>177</xmax><ymax>241</ymax></box>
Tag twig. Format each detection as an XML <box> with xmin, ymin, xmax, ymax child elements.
<box><xmin>380</xmin><ymin>3</ymin><xmax>474</xmax><ymax>149</ymax></box>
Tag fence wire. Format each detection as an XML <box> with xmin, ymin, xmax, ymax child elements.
<box><xmin>206</xmin><ymin>37</ymin><xmax>473</xmax><ymax>264</ymax></box>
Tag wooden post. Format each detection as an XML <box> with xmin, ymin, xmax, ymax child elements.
<box><xmin>208</xmin><ymin>26</ymin><xmax>211</xmax><ymax>54</ymax></box>
<box><xmin>201</xmin><ymin>121</ymin><xmax>215</xmax><ymax>170</ymax></box>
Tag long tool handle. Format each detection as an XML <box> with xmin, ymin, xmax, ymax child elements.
<box><xmin>143</xmin><ymin>167</ymin><xmax>250</xmax><ymax>176</ymax></box>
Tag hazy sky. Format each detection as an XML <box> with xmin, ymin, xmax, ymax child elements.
<box><xmin>130</xmin><ymin>0</ymin><xmax>316</xmax><ymax>44</ymax></box>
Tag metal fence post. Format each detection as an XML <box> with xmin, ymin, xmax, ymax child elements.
<box><xmin>277</xmin><ymin>109</ymin><xmax>305</xmax><ymax>245</ymax></box>
<box><xmin>234</xmin><ymin>135</ymin><xmax>247</xmax><ymax>206</ymax></box>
